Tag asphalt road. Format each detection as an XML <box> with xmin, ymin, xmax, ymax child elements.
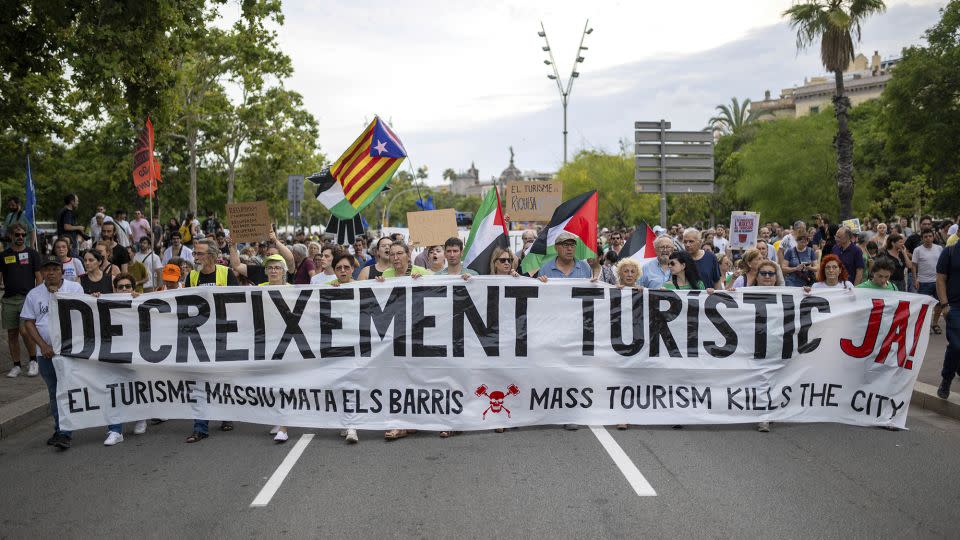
<box><xmin>2</xmin><ymin>407</ymin><xmax>960</xmax><ymax>538</ymax></box>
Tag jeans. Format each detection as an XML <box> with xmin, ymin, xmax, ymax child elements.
<box><xmin>108</xmin><ymin>424</ymin><xmax>122</xmax><ymax>433</ymax></box>
<box><xmin>193</xmin><ymin>419</ymin><xmax>209</xmax><ymax>435</ymax></box>
<box><xmin>38</xmin><ymin>358</ymin><xmax>72</xmax><ymax>437</ymax></box>
<box><xmin>941</xmin><ymin>308</ymin><xmax>960</xmax><ymax>381</ymax></box>
<box><xmin>918</xmin><ymin>282</ymin><xmax>938</xmax><ymax>299</ymax></box>
<box><xmin>906</xmin><ymin>271</ymin><xmax>916</xmax><ymax>293</ymax></box>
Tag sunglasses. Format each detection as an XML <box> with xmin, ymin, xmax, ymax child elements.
<box><xmin>334</xmin><ymin>265</ymin><xmax>353</xmax><ymax>271</ymax></box>
<box><xmin>115</xmin><ymin>283</ymin><xmax>134</xmax><ymax>290</ymax></box>
<box><xmin>13</xmin><ymin>233</ymin><xmax>25</xmax><ymax>238</ymax></box>
<box><xmin>759</xmin><ymin>271</ymin><xmax>777</xmax><ymax>277</ymax></box>
<box><xmin>496</xmin><ymin>257</ymin><xmax>513</xmax><ymax>263</ymax></box>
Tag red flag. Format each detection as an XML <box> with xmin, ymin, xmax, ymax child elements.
<box><xmin>132</xmin><ymin>117</ymin><xmax>162</xmax><ymax>197</ymax></box>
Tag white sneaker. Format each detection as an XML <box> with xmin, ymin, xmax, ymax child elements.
<box><xmin>26</xmin><ymin>360</ymin><xmax>38</xmax><ymax>377</ymax></box>
<box><xmin>6</xmin><ymin>365</ymin><xmax>21</xmax><ymax>378</ymax></box>
<box><xmin>104</xmin><ymin>431</ymin><xmax>124</xmax><ymax>446</ymax></box>
<box><xmin>270</xmin><ymin>425</ymin><xmax>280</xmax><ymax>435</ymax></box>
<box><xmin>757</xmin><ymin>421</ymin><xmax>770</xmax><ymax>433</ymax></box>
<box><xmin>338</xmin><ymin>429</ymin><xmax>347</xmax><ymax>437</ymax></box>
<box><xmin>273</xmin><ymin>430</ymin><xmax>288</xmax><ymax>443</ymax></box>
<box><xmin>345</xmin><ymin>429</ymin><xmax>358</xmax><ymax>444</ymax></box>
<box><xmin>133</xmin><ymin>420</ymin><xmax>147</xmax><ymax>435</ymax></box>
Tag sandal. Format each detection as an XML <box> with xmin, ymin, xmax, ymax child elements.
<box><xmin>149</xmin><ymin>418</ymin><xmax>167</xmax><ymax>425</ymax></box>
<box><xmin>384</xmin><ymin>429</ymin><xmax>408</xmax><ymax>440</ymax></box>
<box><xmin>439</xmin><ymin>431</ymin><xmax>451</xmax><ymax>438</ymax></box>
<box><xmin>932</xmin><ymin>324</ymin><xmax>942</xmax><ymax>335</ymax></box>
<box><xmin>494</xmin><ymin>428</ymin><xmax>506</xmax><ymax>433</ymax></box>
<box><xmin>616</xmin><ymin>424</ymin><xmax>628</xmax><ymax>430</ymax></box>
<box><xmin>220</xmin><ymin>421</ymin><xmax>234</xmax><ymax>432</ymax></box>
<box><xmin>185</xmin><ymin>432</ymin><xmax>208</xmax><ymax>443</ymax></box>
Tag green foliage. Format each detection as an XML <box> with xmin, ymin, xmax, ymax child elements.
<box><xmin>783</xmin><ymin>0</ymin><xmax>887</xmax><ymax>73</ymax></box>
<box><xmin>708</xmin><ymin>97</ymin><xmax>769</xmax><ymax>134</ymax></box>
<box><xmin>556</xmin><ymin>150</ymin><xmax>658</xmax><ymax>228</ymax></box>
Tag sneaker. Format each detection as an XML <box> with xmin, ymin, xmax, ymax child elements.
<box><xmin>270</xmin><ymin>425</ymin><xmax>280</xmax><ymax>435</ymax></box>
<box><xmin>54</xmin><ymin>434</ymin><xmax>72</xmax><ymax>450</ymax></box>
<box><xmin>26</xmin><ymin>360</ymin><xmax>38</xmax><ymax>377</ymax></box>
<box><xmin>937</xmin><ymin>378</ymin><xmax>951</xmax><ymax>399</ymax></box>
<box><xmin>6</xmin><ymin>365</ymin><xmax>21</xmax><ymax>378</ymax></box>
<box><xmin>104</xmin><ymin>431</ymin><xmax>124</xmax><ymax>446</ymax></box>
<box><xmin>338</xmin><ymin>429</ymin><xmax>347</xmax><ymax>437</ymax></box>
<box><xmin>757</xmin><ymin>421</ymin><xmax>770</xmax><ymax>433</ymax></box>
<box><xmin>133</xmin><ymin>420</ymin><xmax>147</xmax><ymax>435</ymax></box>
<box><xmin>46</xmin><ymin>432</ymin><xmax>59</xmax><ymax>446</ymax></box>
<box><xmin>274</xmin><ymin>430</ymin><xmax>288</xmax><ymax>443</ymax></box>
<box><xmin>345</xmin><ymin>429</ymin><xmax>358</xmax><ymax>443</ymax></box>
<box><xmin>563</xmin><ymin>424</ymin><xmax>580</xmax><ymax>431</ymax></box>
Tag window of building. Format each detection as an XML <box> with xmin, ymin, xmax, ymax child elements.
<box><xmin>810</xmin><ymin>106</ymin><xmax>820</xmax><ymax>114</ymax></box>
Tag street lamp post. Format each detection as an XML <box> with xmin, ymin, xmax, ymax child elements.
<box><xmin>539</xmin><ymin>20</ymin><xmax>593</xmax><ymax>164</ymax></box>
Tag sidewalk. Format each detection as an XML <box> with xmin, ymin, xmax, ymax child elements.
<box><xmin>0</xmin><ymin>325</ymin><xmax>956</xmax><ymax>439</ymax></box>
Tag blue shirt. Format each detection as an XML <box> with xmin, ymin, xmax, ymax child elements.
<box><xmin>639</xmin><ymin>259</ymin><xmax>671</xmax><ymax>289</ymax></box>
<box><xmin>936</xmin><ymin>245</ymin><xmax>960</xmax><ymax>308</ymax></box>
<box><xmin>537</xmin><ymin>258</ymin><xmax>592</xmax><ymax>279</ymax></box>
<box><xmin>832</xmin><ymin>242</ymin><xmax>864</xmax><ymax>281</ymax></box>
<box><xmin>693</xmin><ymin>249</ymin><xmax>721</xmax><ymax>288</ymax></box>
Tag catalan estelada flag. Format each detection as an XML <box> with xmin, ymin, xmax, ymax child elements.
<box><xmin>308</xmin><ymin>116</ymin><xmax>406</xmax><ymax>219</ymax></box>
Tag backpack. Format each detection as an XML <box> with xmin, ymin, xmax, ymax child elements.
<box><xmin>179</xmin><ymin>223</ymin><xmax>192</xmax><ymax>243</ymax></box>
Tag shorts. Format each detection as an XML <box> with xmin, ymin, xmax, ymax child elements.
<box><xmin>1</xmin><ymin>295</ymin><xmax>26</xmax><ymax>330</ymax></box>
<box><xmin>918</xmin><ymin>282</ymin><xmax>938</xmax><ymax>300</ymax></box>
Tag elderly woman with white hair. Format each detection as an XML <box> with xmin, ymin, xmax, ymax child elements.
<box><xmin>289</xmin><ymin>243</ymin><xmax>316</xmax><ymax>284</ymax></box>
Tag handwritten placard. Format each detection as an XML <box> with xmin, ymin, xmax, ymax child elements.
<box><xmin>407</xmin><ymin>209</ymin><xmax>458</xmax><ymax>247</ymax></box>
<box><xmin>225</xmin><ymin>201</ymin><xmax>272</xmax><ymax>244</ymax></box>
<box><xmin>505</xmin><ymin>180</ymin><xmax>563</xmax><ymax>222</ymax></box>
<box><xmin>728</xmin><ymin>211</ymin><xmax>760</xmax><ymax>250</ymax></box>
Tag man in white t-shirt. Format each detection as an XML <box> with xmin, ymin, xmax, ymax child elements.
<box><xmin>135</xmin><ymin>236</ymin><xmax>162</xmax><ymax>291</ymax></box>
<box><xmin>21</xmin><ymin>256</ymin><xmax>85</xmax><ymax>450</ymax></box>
<box><xmin>913</xmin><ymin>228</ymin><xmax>945</xmax><ymax>332</ymax></box>
<box><xmin>713</xmin><ymin>225</ymin><xmax>730</xmax><ymax>255</ymax></box>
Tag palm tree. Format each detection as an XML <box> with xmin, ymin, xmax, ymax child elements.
<box><xmin>442</xmin><ymin>168</ymin><xmax>457</xmax><ymax>182</ymax></box>
<box><xmin>783</xmin><ymin>0</ymin><xmax>886</xmax><ymax>219</ymax></box>
<box><xmin>708</xmin><ymin>97</ymin><xmax>768</xmax><ymax>134</ymax></box>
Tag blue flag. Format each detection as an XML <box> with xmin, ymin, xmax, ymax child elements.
<box><xmin>415</xmin><ymin>194</ymin><xmax>435</xmax><ymax>211</ymax></box>
<box><xmin>25</xmin><ymin>154</ymin><xmax>36</xmax><ymax>229</ymax></box>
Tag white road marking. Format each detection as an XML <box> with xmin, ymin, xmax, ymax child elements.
<box><xmin>250</xmin><ymin>434</ymin><xmax>315</xmax><ymax>507</ymax></box>
<box><xmin>589</xmin><ymin>426</ymin><xmax>657</xmax><ymax>497</ymax></box>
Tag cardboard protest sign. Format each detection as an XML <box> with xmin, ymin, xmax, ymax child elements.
<box><xmin>842</xmin><ymin>218</ymin><xmax>862</xmax><ymax>234</ymax></box>
<box><xmin>225</xmin><ymin>201</ymin><xmax>272</xmax><ymax>243</ymax></box>
<box><xmin>407</xmin><ymin>209</ymin><xmax>458</xmax><ymax>247</ymax></box>
<box><xmin>504</xmin><ymin>180</ymin><xmax>563</xmax><ymax>222</ymax></box>
<box><xmin>728</xmin><ymin>212</ymin><xmax>760</xmax><ymax>250</ymax></box>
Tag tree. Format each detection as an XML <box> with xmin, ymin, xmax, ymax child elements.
<box><xmin>708</xmin><ymin>98</ymin><xmax>768</xmax><ymax>134</ymax></box>
<box><xmin>442</xmin><ymin>168</ymin><xmax>457</xmax><ymax>182</ymax></box>
<box><xmin>881</xmin><ymin>0</ymin><xmax>960</xmax><ymax>214</ymax></box>
<box><xmin>783</xmin><ymin>0</ymin><xmax>886</xmax><ymax>219</ymax></box>
<box><xmin>556</xmin><ymin>150</ymin><xmax>658</xmax><ymax>228</ymax></box>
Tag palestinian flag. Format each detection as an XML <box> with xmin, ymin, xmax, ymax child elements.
<box><xmin>622</xmin><ymin>221</ymin><xmax>657</xmax><ymax>265</ymax></box>
<box><xmin>462</xmin><ymin>187</ymin><xmax>509</xmax><ymax>274</ymax></box>
<box><xmin>520</xmin><ymin>191</ymin><xmax>598</xmax><ymax>275</ymax></box>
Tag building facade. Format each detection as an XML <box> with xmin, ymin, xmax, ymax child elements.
<box><xmin>448</xmin><ymin>148</ymin><xmax>555</xmax><ymax>197</ymax></box>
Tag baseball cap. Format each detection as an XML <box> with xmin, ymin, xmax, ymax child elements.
<box><xmin>40</xmin><ymin>255</ymin><xmax>62</xmax><ymax>268</ymax></box>
<box><xmin>264</xmin><ymin>254</ymin><xmax>285</xmax><ymax>265</ymax></box>
<box><xmin>162</xmin><ymin>264</ymin><xmax>181</xmax><ymax>282</ymax></box>
<box><xmin>555</xmin><ymin>231</ymin><xmax>577</xmax><ymax>244</ymax></box>
<box><xmin>950</xmin><ymin>224</ymin><xmax>959</xmax><ymax>237</ymax></box>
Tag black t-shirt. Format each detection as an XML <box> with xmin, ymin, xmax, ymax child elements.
<box><xmin>246</xmin><ymin>264</ymin><xmax>267</xmax><ymax>285</ymax></box>
<box><xmin>110</xmin><ymin>243</ymin><xmax>130</xmax><ymax>267</ymax></box>
<box><xmin>202</xmin><ymin>218</ymin><xmax>221</xmax><ymax>235</ymax></box>
<box><xmin>0</xmin><ymin>247</ymin><xmax>40</xmax><ymax>297</ymax></box>
<box><xmin>185</xmin><ymin>267</ymin><xmax>239</xmax><ymax>287</ymax></box>
<box><xmin>905</xmin><ymin>233</ymin><xmax>922</xmax><ymax>254</ymax></box>
<box><xmin>937</xmin><ymin>246</ymin><xmax>960</xmax><ymax>307</ymax></box>
<box><xmin>81</xmin><ymin>273</ymin><xmax>114</xmax><ymax>295</ymax></box>
<box><xmin>56</xmin><ymin>207</ymin><xmax>78</xmax><ymax>241</ymax></box>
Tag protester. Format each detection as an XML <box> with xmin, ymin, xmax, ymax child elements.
<box><xmin>184</xmin><ymin>238</ymin><xmax>239</xmax><ymax>442</ymax></box>
<box><xmin>1</xmin><ymin>223</ymin><xmax>41</xmax><ymax>378</ymax></box>
<box><xmin>202</xmin><ymin>210</ymin><xmax>221</xmax><ymax>236</ymax></box>
<box><xmin>20</xmin><ymin>256</ymin><xmax>84</xmax><ymax>449</ymax></box>
<box><xmin>936</xmin><ymin>236</ymin><xmax>960</xmax><ymax>398</ymax></box>
<box><xmin>717</xmin><ymin>254</ymin><xmax>734</xmax><ymax>288</ymax></box>
<box><xmin>322</xmin><ymin>252</ymin><xmax>362</xmax><ymax>445</ymax></box>
<box><xmin>758</xmin><ymin>227</ymin><xmax>778</xmax><ymax>262</ymax></box>
<box><xmin>380</xmin><ymin>241</ymin><xmax>430</xmax><ymax>279</ymax></box>
<box><xmin>3</xmin><ymin>196</ymin><xmax>33</xmax><ymax>247</ymax></box>
<box><xmin>129</xmin><ymin>210</ymin><xmax>150</xmax><ymax>244</ymax></box>
<box><xmin>289</xmin><ymin>244</ymin><xmax>316</xmax><ymax>284</ymax></box>
<box><xmin>880</xmin><ymin>233</ymin><xmax>914</xmax><ymax>292</ymax></box>
<box><xmin>615</xmin><ymin>258</ymin><xmax>641</xmax><ymax>291</ymax></box>
<box><xmin>754</xmin><ymin>259</ymin><xmax>783</xmax><ymax>433</ymax></box>
<box><xmin>913</xmin><ymin>229</ymin><xmax>945</xmax><ymax>333</ymax></box>
<box><xmin>873</xmin><ymin>222</ymin><xmax>888</xmax><ymax>252</ymax></box>
<box><xmin>516</xmin><ymin>229</ymin><xmax>537</xmax><ymax>265</ymax></box>
<box><xmin>56</xmin><ymin>193</ymin><xmax>84</xmax><ymax>256</ymax></box>
<box><xmin>126</xmin><ymin>245</ymin><xmax>148</xmax><ymax>293</ymax></box>
<box><xmin>831</xmin><ymin>226</ymin><xmax>864</xmax><ymax>285</ymax></box>
<box><xmin>160</xmin><ymin>231</ymin><xmax>193</xmax><ymax>265</ymax></box>
<box><xmin>53</xmin><ymin>238</ymin><xmax>85</xmax><ymax>283</ymax></box>
<box><xmin>425</xmin><ymin>245</ymin><xmax>445</xmax><ymax>273</ymax></box>
<box><xmin>101</xmin><ymin>273</ymin><xmax>147</xmax><ymax>446</ymax></box>
<box><xmin>730</xmin><ymin>248</ymin><xmax>762</xmax><ymax>289</ymax></box>
<box><xmin>134</xmin><ymin>237</ymin><xmax>162</xmax><ymax>292</ymax></box>
<box><xmin>782</xmin><ymin>232</ymin><xmax>818</xmax><ymax>287</ymax></box>
<box><xmin>99</xmin><ymin>221</ymin><xmax>130</xmax><ymax>273</ymax></box>
<box><xmin>436</xmin><ymin>237</ymin><xmax>477</xmax><ymax>276</ymax></box>
<box><xmin>79</xmin><ymin>249</ymin><xmax>114</xmax><ymax>296</ymax></box>
<box><xmin>487</xmin><ymin>246</ymin><xmax>521</xmax><ymax>278</ymax></box>
<box><xmin>228</xmin><ymin>231</ymin><xmax>293</xmax><ymax>285</ymax></box>
<box><xmin>255</xmin><ymin>254</ymin><xmax>294</xmax><ymax>443</ymax></box>
<box><xmin>94</xmin><ymin>241</ymin><xmax>121</xmax><ymax>280</ymax></box>
<box><xmin>310</xmin><ymin>247</ymin><xmax>345</xmax><ymax>285</ymax></box>
<box><xmin>536</xmin><ymin>232</ymin><xmax>590</xmax><ymax>279</ymax></box>
<box><xmin>157</xmin><ymin>263</ymin><xmax>182</xmax><ymax>290</ymax></box>
<box><xmin>605</xmin><ymin>231</ymin><xmax>624</xmax><ymax>261</ymax></box>
<box><xmin>856</xmin><ymin>257</ymin><xmax>898</xmax><ymax>291</ymax></box>
<box><xmin>664</xmin><ymin>251</ymin><xmax>705</xmax><ymax>290</ymax></box>
<box><xmin>638</xmin><ymin>236</ymin><xmax>674</xmax><ymax>289</ymax></box>
<box><xmin>358</xmin><ymin>237</ymin><xmax>393</xmax><ymax>280</ymax></box>
<box><xmin>713</xmin><ymin>226</ymin><xmax>729</xmax><ymax>255</ymax></box>
<box><xmin>812</xmin><ymin>254</ymin><xmax>854</xmax><ymax>290</ymax></box>
<box><xmin>351</xmin><ymin>236</ymin><xmax>371</xmax><ymax>271</ymax></box>
<box><xmin>682</xmin><ymin>228</ymin><xmax>721</xmax><ymax>289</ymax></box>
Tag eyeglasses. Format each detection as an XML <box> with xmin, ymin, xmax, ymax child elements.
<box><xmin>266</xmin><ymin>266</ymin><xmax>284</xmax><ymax>272</ymax></box>
<box><xmin>556</xmin><ymin>242</ymin><xmax>576</xmax><ymax>248</ymax></box>
<box><xmin>758</xmin><ymin>271</ymin><xmax>777</xmax><ymax>277</ymax></box>
<box><xmin>496</xmin><ymin>257</ymin><xmax>513</xmax><ymax>264</ymax></box>
<box><xmin>115</xmin><ymin>283</ymin><xmax>133</xmax><ymax>290</ymax></box>
<box><xmin>334</xmin><ymin>265</ymin><xmax>353</xmax><ymax>271</ymax></box>
<box><xmin>13</xmin><ymin>233</ymin><xmax>25</xmax><ymax>238</ymax></box>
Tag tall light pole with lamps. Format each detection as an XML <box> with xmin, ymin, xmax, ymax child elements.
<box><xmin>539</xmin><ymin>19</ymin><xmax>593</xmax><ymax>164</ymax></box>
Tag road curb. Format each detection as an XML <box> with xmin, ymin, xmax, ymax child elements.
<box><xmin>0</xmin><ymin>390</ymin><xmax>49</xmax><ymax>439</ymax></box>
<box><xmin>911</xmin><ymin>381</ymin><xmax>960</xmax><ymax>421</ymax></box>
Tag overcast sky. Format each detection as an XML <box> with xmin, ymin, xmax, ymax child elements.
<box><xmin>268</xmin><ymin>0</ymin><xmax>944</xmax><ymax>185</ymax></box>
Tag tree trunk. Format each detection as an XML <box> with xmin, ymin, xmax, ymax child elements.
<box><xmin>833</xmin><ymin>70</ymin><xmax>854</xmax><ymax>220</ymax></box>
<box><xmin>188</xmin><ymin>130</ymin><xmax>198</xmax><ymax>215</ymax></box>
<box><xmin>226</xmin><ymin>161</ymin><xmax>236</xmax><ymax>204</ymax></box>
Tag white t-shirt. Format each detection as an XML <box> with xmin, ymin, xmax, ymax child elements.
<box><xmin>779</xmin><ymin>234</ymin><xmax>797</xmax><ymax>254</ymax></box>
<box><xmin>21</xmin><ymin>279</ymin><xmax>85</xmax><ymax>345</ymax></box>
<box><xmin>912</xmin><ymin>244</ymin><xmax>944</xmax><ymax>283</ymax></box>
<box><xmin>162</xmin><ymin>245</ymin><xmax>193</xmax><ymax>265</ymax></box>
<box><xmin>713</xmin><ymin>237</ymin><xmax>729</xmax><ymax>254</ymax></box>
<box><xmin>812</xmin><ymin>280</ymin><xmax>854</xmax><ymax>290</ymax></box>
<box><xmin>61</xmin><ymin>257</ymin><xmax>85</xmax><ymax>282</ymax></box>
<box><xmin>136</xmin><ymin>252</ymin><xmax>162</xmax><ymax>289</ymax></box>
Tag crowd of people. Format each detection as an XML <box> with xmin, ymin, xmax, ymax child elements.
<box><xmin>1</xmin><ymin>193</ymin><xmax>958</xmax><ymax>448</ymax></box>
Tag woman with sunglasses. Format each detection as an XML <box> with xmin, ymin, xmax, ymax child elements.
<box><xmin>326</xmin><ymin>251</ymin><xmax>362</xmax><ymax>444</ymax></box>
<box><xmin>488</xmin><ymin>246</ymin><xmax>521</xmax><ymax>278</ymax></box>
<box><xmin>102</xmin><ymin>273</ymin><xmax>147</xmax><ymax>445</ymax></box>
<box><xmin>752</xmin><ymin>260</ymin><xmax>783</xmax><ymax>433</ymax></box>
<box><xmin>663</xmin><ymin>251</ymin><xmax>705</xmax><ymax>290</ymax></box>
<box><xmin>258</xmin><ymin>254</ymin><xmax>295</xmax><ymax>443</ymax></box>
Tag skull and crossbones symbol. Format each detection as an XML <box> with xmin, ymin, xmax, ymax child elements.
<box><xmin>475</xmin><ymin>384</ymin><xmax>520</xmax><ymax>419</ymax></box>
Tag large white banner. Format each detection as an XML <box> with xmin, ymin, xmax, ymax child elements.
<box><xmin>50</xmin><ymin>277</ymin><xmax>935</xmax><ymax>431</ymax></box>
